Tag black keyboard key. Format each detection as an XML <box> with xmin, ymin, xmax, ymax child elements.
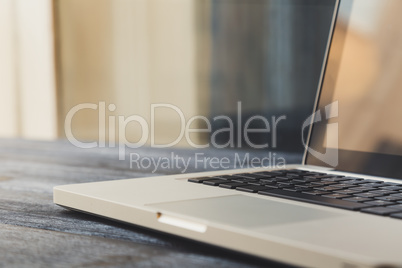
<box><xmin>236</xmin><ymin>185</ymin><xmax>273</xmax><ymax>193</ymax></box>
<box><xmin>304</xmin><ymin>175</ymin><xmax>333</xmax><ymax>179</ymax></box>
<box><xmin>375</xmin><ymin>196</ymin><xmax>402</xmax><ymax>202</ymax></box>
<box><xmin>302</xmin><ymin>190</ymin><xmax>331</xmax><ymax>196</ymax></box>
<box><xmin>354</xmin><ymin>192</ymin><xmax>384</xmax><ymax>198</ymax></box>
<box><xmin>258</xmin><ymin>189</ymin><xmax>372</xmax><ymax>210</ymax></box>
<box><xmin>283</xmin><ymin>187</ymin><xmax>306</xmax><ymax>192</ymax></box>
<box><xmin>350</xmin><ymin>186</ymin><xmax>375</xmax><ymax>192</ymax></box>
<box><xmin>343</xmin><ymin>180</ymin><xmax>367</xmax><ymax>185</ymax></box>
<box><xmin>369</xmin><ymin>190</ymin><xmax>397</xmax><ymax>195</ymax></box>
<box><xmin>283</xmin><ymin>188</ymin><xmax>298</xmax><ymax>192</ymax></box>
<box><xmin>274</xmin><ymin>177</ymin><xmax>291</xmax><ymax>182</ymax></box>
<box><xmin>188</xmin><ymin>177</ymin><xmax>216</xmax><ymax>183</ymax></box>
<box><xmin>256</xmin><ymin>171</ymin><xmax>284</xmax><ymax>176</ymax></box>
<box><xmin>263</xmin><ymin>184</ymin><xmax>281</xmax><ymax>190</ymax></box>
<box><xmin>217</xmin><ymin>175</ymin><xmax>236</xmax><ymax>180</ymax></box>
<box><xmin>294</xmin><ymin>178</ymin><xmax>319</xmax><ymax>183</ymax></box>
<box><xmin>322</xmin><ymin>177</ymin><xmax>350</xmax><ymax>182</ymax></box>
<box><xmin>285</xmin><ymin>174</ymin><xmax>303</xmax><ymax>178</ymax></box>
<box><xmin>334</xmin><ymin>189</ymin><xmax>363</xmax><ymax>195</ymax></box>
<box><xmin>322</xmin><ymin>194</ymin><xmax>351</xmax><ymax>199</ymax></box>
<box><xmin>219</xmin><ymin>182</ymin><xmax>248</xmax><ymax>189</ymax></box>
<box><xmin>364</xmin><ymin>200</ymin><xmax>395</xmax><ymax>206</ymax></box>
<box><xmin>203</xmin><ymin>179</ymin><xmax>229</xmax><ymax>186</ymax></box>
<box><xmin>361</xmin><ymin>179</ymin><xmax>384</xmax><ymax>183</ymax></box>
<box><xmin>234</xmin><ymin>173</ymin><xmax>267</xmax><ymax>179</ymax></box>
<box><xmin>390</xmin><ymin>213</ymin><xmax>402</xmax><ymax>219</ymax></box>
<box><xmin>260</xmin><ymin>178</ymin><xmax>276</xmax><ymax>183</ymax></box>
<box><xmin>230</xmin><ymin>177</ymin><xmax>257</xmax><ymax>183</ymax></box>
<box><xmin>359</xmin><ymin>183</ymin><xmax>384</xmax><ymax>188</ymax></box>
<box><xmin>380</xmin><ymin>186</ymin><xmax>402</xmax><ymax>191</ymax></box>
<box><xmin>287</xmin><ymin>169</ymin><xmax>309</xmax><ymax>173</ymax></box>
<box><xmin>294</xmin><ymin>185</ymin><xmax>314</xmax><ymax>190</ymax></box>
<box><xmin>276</xmin><ymin>182</ymin><xmax>295</xmax><ymax>187</ymax></box>
<box><xmin>387</xmin><ymin>204</ymin><xmax>402</xmax><ymax>210</ymax></box>
<box><xmin>361</xmin><ymin>207</ymin><xmax>401</xmax><ymax>216</ymax></box>
<box><xmin>247</xmin><ymin>181</ymin><xmax>266</xmax><ymax>186</ymax></box>
<box><xmin>341</xmin><ymin>176</ymin><xmax>364</xmax><ymax>181</ymax></box>
<box><xmin>343</xmin><ymin>197</ymin><xmax>373</xmax><ymax>203</ymax></box>
<box><xmin>316</xmin><ymin>186</ymin><xmax>345</xmax><ymax>192</ymax></box>
<box><xmin>309</xmin><ymin>182</ymin><xmax>336</xmax><ymax>187</ymax></box>
<box><xmin>330</xmin><ymin>183</ymin><xmax>355</xmax><ymax>189</ymax></box>
<box><xmin>382</xmin><ymin>182</ymin><xmax>402</xmax><ymax>186</ymax></box>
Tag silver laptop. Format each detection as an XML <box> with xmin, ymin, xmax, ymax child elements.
<box><xmin>54</xmin><ymin>0</ymin><xmax>402</xmax><ymax>267</ymax></box>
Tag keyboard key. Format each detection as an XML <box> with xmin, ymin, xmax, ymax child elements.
<box><xmin>364</xmin><ymin>200</ymin><xmax>395</xmax><ymax>206</ymax></box>
<box><xmin>354</xmin><ymin>193</ymin><xmax>384</xmax><ymax>198</ymax></box>
<box><xmin>375</xmin><ymin>196</ymin><xmax>402</xmax><ymax>202</ymax></box>
<box><xmin>322</xmin><ymin>177</ymin><xmax>350</xmax><ymax>182</ymax></box>
<box><xmin>304</xmin><ymin>182</ymin><xmax>328</xmax><ymax>187</ymax></box>
<box><xmin>294</xmin><ymin>185</ymin><xmax>314</xmax><ymax>190</ymax></box>
<box><xmin>382</xmin><ymin>182</ymin><xmax>402</xmax><ymax>186</ymax></box>
<box><xmin>258</xmin><ymin>189</ymin><xmax>372</xmax><ymax>210</ymax></box>
<box><xmin>233</xmin><ymin>173</ymin><xmax>268</xmax><ymax>179</ymax></box>
<box><xmin>361</xmin><ymin>179</ymin><xmax>384</xmax><ymax>183</ymax></box>
<box><xmin>292</xmin><ymin>178</ymin><xmax>319</xmax><ymax>183</ymax></box>
<box><xmin>287</xmin><ymin>169</ymin><xmax>309</xmax><ymax>173</ymax></box>
<box><xmin>380</xmin><ymin>186</ymin><xmax>402</xmax><ymax>191</ymax></box>
<box><xmin>188</xmin><ymin>177</ymin><xmax>217</xmax><ymax>183</ymax></box>
<box><xmin>219</xmin><ymin>182</ymin><xmax>248</xmax><ymax>189</ymax></box>
<box><xmin>350</xmin><ymin>186</ymin><xmax>375</xmax><ymax>192</ymax></box>
<box><xmin>390</xmin><ymin>213</ymin><xmax>402</xmax><ymax>219</ymax></box>
<box><xmin>285</xmin><ymin>174</ymin><xmax>303</xmax><ymax>178</ymax></box>
<box><xmin>203</xmin><ymin>179</ymin><xmax>229</xmax><ymax>186</ymax></box>
<box><xmin>359</xmin><ymin>183</ymin><xmax>384</xmax><ymax>188</ymax></box>
<box><xmin>231</xmin><ymin>177</ymin><xmax>257</xmax><ymax>183</ymax></box>
<box><xmin>343</xmin><ymin>180</ymin><xmax>367</xmax><ymax>185</ymax></box>
<box><xmin>304</xmin><ymin>175</ymin><xmax>333</xmax><ymax>179</ymax></box>
<box><xmin>260</xmin><ymin>178</ymin><xmax>276</xmax><ymax>183</ymax></box>
<box><xmin>302</xmin><ymin>190</ymin><xmax>330</xmax><ymax>196</ymax></box>
<box><xmin>343</xmin><ymin>197</ymin><xmax>373</xmax><ymax>203</ymax></box>
<box><xmin>236</xmin><ymin>185</ymin><xmax>273</xmax><ymax>193</ymax></box>
<box><xmin>315</xmin><ymin>186</ymin><xmax>344</xmax><ymax>191</ymax></box>
<box><xmin>274</xmin><ymin>177</ymin><xmax>291</xmax><ymax>182</ymax></box>
<box><xmin>311</xmin><ymin>181</ymin><xmax>337</xmax><ymax>186</ymax></box>
<box><xmin>283</xmin><ymin>187</ymin><xmax>306</xmax><ymax>192</ymax></box>
<box><xmin>386</xmin><ymin>204</ymin><xmax>402</xmax><ymax>210</ymax></box>
<box><xmin>263</xmin><ymin>184</ymin><xmax>281</xmax><ymax>190</ymax></box>
<box><xmin>341</xmin><ymin>176</ymin><xmax>364</xmax><ymax>181</ymax></box>
<box><xmin>256</xmin><ymin>171</ymin><xmax>284</xmax><ymax>176</ymax></box>
<box><xmin>329</xmin><ymin>183</ymin><xmax>354</xmax><ymax>189</ymax></box>
<box><xmin>247</xmin><ymin>181</ymin><xmax>266</xmax><ymax>186</ymax></box>
<box><xmin>360</xmin><ymin>182</ymin><xmax>384</xmax><ymax>188</ymax></box>
<box><xmin>362</xmin><ymin>207</ymin><xmax>401</xmax><ymax>216</ymax></box>
<box><xmin>334</xmin><ymin>189</ymin><xmax>363</xmax><ymax>195</ymax></box>
<box><xmin>322</xmin><ymin>194</ymin><xmax>351</xmax><ymax>199</ymax></box>
<box><xmin>369</xmin><ymin>190</ymin><xmax>397</xmax><ymax>195</ymax></box>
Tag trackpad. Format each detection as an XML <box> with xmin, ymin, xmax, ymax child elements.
<box><xmin>147</xmin><ymin>195</ymin><xmax>342</xmax><ymax>228</ymax></box>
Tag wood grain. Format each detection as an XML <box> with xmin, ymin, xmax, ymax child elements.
<box><xmin>0</xmin><ymin>139</ymin><xmax>300</xmax><ymax>267</ymax></box>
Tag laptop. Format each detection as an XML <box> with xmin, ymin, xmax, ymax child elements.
<box><xmin>54</xmin><ymin>0</ymin><xmax>402</xmax><ymax>267</ymax></box>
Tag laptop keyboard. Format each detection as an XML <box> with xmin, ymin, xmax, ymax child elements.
<box><xmin>188</xmin><ymin>169</ymin><xmax>402</xmax><ymax>219</ymax></box>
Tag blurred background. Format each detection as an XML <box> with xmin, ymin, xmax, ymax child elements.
<box><xmin>0</xmin><ymin>0</ymin><xmax>335</xmax><ymax>154</ymax></box>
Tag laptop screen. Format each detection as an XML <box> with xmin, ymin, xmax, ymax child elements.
<box><xmin>306</xmin><ymin>0</ymin><xmax>402</xmax><ymax>179</ymax></box>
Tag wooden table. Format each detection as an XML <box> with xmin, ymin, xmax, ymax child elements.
<box><xmin>0</xmin><ymin>139</ymin><xmax>301</xmax><ymax>267</ymax></box>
